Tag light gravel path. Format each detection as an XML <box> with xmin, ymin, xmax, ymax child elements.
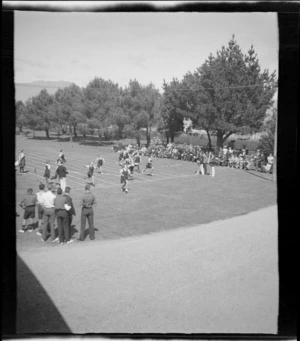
<box><xmin>17</xmin><ymin>205</ymin><xmax>278</xmax><ymax>334</ymax></box>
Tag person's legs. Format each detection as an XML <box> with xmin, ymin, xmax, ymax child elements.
<box><xmin>62</xmin><ymin>211</ymin><xmax>69</xmax><ymax>242</ymax></box>
<box><xmin>79</xmin><ymin>209</ymin><xmax>87</xmax><ymax>240</ymax></box>
<box><xmin>48</xmin><ymin>210</ymin><xmax>56</xmax><ymax>240</ymax></box>
<box><xmin>60</xmin><ymin>177</ymin><xmax>66</xmax><ymax>192</ymax></box>
<box><xmin>200</xmin><ymin>164</ymin><xmax>204</xmax><ymax>175</ymax></box>
<box><xmin>42</xmin><ymin>211</ymin><xmax>50</xmax><ymax>241</ymax></box>
<box><xmin>211</xmin><ymin>166</ymin><xmax>215</xmax><ymax>177</ymax></box>
<box><xmin>56</xmin><ymin>213</ymin><xmax>64</xmax><ymax>243</ymax></box>
<box><xmin>87</xmin><ymin>209</ymin><xmax>95</xmax><ymax>240</ymax></box>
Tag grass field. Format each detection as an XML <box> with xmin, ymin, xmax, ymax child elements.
<box><xmin>16</xmin><ymin>134</ymin><xmax>276</xmax><ymax>251</ymax></box>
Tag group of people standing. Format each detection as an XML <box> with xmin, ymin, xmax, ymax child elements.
<box><xmin>18</xmin><ymin>149</ymin><xmax>98</xmax><ymax>243</ymax></box>
<box><xmin>19</xmin><ymin>182</ymin><xmax>97</xmax><ymax>243</ymax></box>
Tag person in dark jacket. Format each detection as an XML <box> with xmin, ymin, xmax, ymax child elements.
<box><xmin>54</xmin><ymin>187</ymin><xmax>73</xmax><ymax>244</ymax></box>
<box><xmin>63</xmin><ymin>186</ymin><xmax>76</xmax><ymax>239</ymax></box>
<box><xmin>78</xmin><ymin>185</ymin><xmax>97</xmax><ymax>241</ymax></box>
<box><xmin>56</xmin><ymin>160</ymin><xmax>68</xmax><ymax>192</ymax></box>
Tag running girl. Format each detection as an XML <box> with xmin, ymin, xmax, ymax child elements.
<box><xmin>58</xmin><ymin>149</ymin><xmax>66</xmax><ymax>164</ymax></box>
<box><xmin>142</xmin><ymin>155</ymin><xmax>154</xmax><ymax>176</ymax></box>
<box><xmin>95</xmin><ymin>155</ymin><xmax>105</xmax><ymax>173</ymax></box>
<box><xmin>120</xmin><ymin>164</ymin><xmax>130</xmax><ymax>193</ymax></box>
<box><xmin>133</xmin><ymin>153</ymin><xmax>141</xmax><ymax>173</ymax></box>
<box><xmin>84</xmin><ymin>162</ymin><xmax>96</xmax><ymax>187</ymax></box>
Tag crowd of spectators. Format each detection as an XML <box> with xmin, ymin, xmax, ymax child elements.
<box><xmin>114</xmin><ymin>138</ymin><xmax>274</xmax><ymax>174</ymax></box>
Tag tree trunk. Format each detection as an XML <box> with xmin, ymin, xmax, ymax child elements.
<box><xmin>206</xmin><ymin>129</ymin><xmax>212</xmax><ymax>150</ymax></box>
<box><xmin>69</xmin><ymin>126</ymin><xmax>73</xmax><ymax>142</ymax></box>
<box><xmin>32</xmin><ymin>129</ymin><xmax>35</xmax><ymax>138</ymax></box>
<box><xmin>73</xmin><ymin>125</ymin><xmax>77</xmax><ymax>138</ymax></box>
<box><xmin>166</xmin><ymin>134</ymin><xmax>169</xmax><ymax>144</ymax></box>
<box><xmin>136</xmin><ymin>131</ymin><xmax>141</xmax><ymax>147</ymax></box>
<box><xmin>45</xmin><ymin>128</ymin><xmax>50</xmax><ymax>139</ymax></box>
<box><xmin>146</xmin><ymin>127</ymin><xmax>151</xmax><ymax>147</ymax></box>
<box><xmin>118</xmin><ymin>126</ymin><xmax>123</xmax><ymax>140</ymax></box>
<box><xmin>216</xmin><ymin>130</ymin><xmax>224</xmax><ymax>148</ymax></box>
<box><xmin>170</xmin><ymin>134</ymin><xmax>175</xmax><ymax>143</ymax></box>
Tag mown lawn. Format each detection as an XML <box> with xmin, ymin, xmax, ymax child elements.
<box><xmin>15</xmin><ymin>134</ymin><xmax>276</xmax><ymax>251</ymax></box>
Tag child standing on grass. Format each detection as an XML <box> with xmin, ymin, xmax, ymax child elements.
<box><xmin>96</xmin><ymin>155</ymin><xmax>104</xmax><ymax>174</ymax></box>
<box><xmin>208</xmin><ymin>151</ymin><xmax>216</xmax><ymax>177</ymax></box>
<box><xmin>19</xmin><ymin>188</ymin><xmax>37</xmax><ymax>233</ymax></box>
<box><xmin>120</xmin><ymin>164</ymin><xmax>130</xmax><ymax>193</ymax></box>
<box><xmin>18</xmin><ymin>150</ymin><xmax>26</xmax><ymax>173</ymax></box>
<box><xmin>58</xmin><ymin>149</ymin><xmax>66</xmax><ymax>164</ymax></box>
<box><xmin>44</xmin><ymin>160</ymin><xmax>51</xmax><ymax>184</ymax></box>
<box><xmin>195</xmin><ymin>151</ymin><xmax>204</xmax><ymax>175</ymax></box>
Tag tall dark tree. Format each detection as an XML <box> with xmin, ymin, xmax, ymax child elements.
<box><xmin>30</xmin><ymin>89</ymin><xmax>56</xmax><ymax>139</ymax></box>
<box><xmin>258</xmin><ymin>107</ymin><xmax>277</xmax><ymax>155</ymax></box>
<box><xmin>15</xmin><ymin>100</ymin><xmax>26</xmax><ymax>133</ymax></box>
<box><xmin>141</xmin><ymin>83</ymin><xmax>162</xmax><ymax>146</ymax></box>
<box><xmin>23</xmin><ymin>98</ymin><xmax>39</xmax><ymax>137</ymax></box>
<box><xmin>120</xmin><ymin>80</ymin><xmax>149</xmax><ymax>146</ymax></box>
<box><xmin>83</xmin><ymin>77</ymin><xmax>120</xmax><ymax>141</ymax></box>
<box><xmin>159</xmin><ymin>79</ymin><xmax>185</xmax><ymax>143</ymax></box>
<box><xmin>183</xmin><ymin>36</ymin><xmax>277</xmax><ymax>148</ymax></box>
<box><xmin>55</xmin><ymin>84</ymin><xmax>86</xmax><ymax>141</ymax></box>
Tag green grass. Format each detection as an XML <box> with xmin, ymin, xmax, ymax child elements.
<box><xmin>16</xmin><ymin>134</ymin><xmax>276</xmax><ymax>251</ymax></box>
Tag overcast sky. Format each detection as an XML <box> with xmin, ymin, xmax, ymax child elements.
<box><xmin>14</xmin><ymin>10</ymin><xmax>278</xmax><ymax>91</ymax></box>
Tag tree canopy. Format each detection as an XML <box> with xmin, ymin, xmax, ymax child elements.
<box><xmin>16</xmin><ymin>36</ymin><xmax>277</xmax><ymax>149</ymax></box>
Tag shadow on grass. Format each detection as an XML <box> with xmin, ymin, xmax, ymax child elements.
<box><xmin>17</xmin><ymin>255</ymin><xmax>71</xmax><ymax>333</ymax></box>
<box><xmin>29</xmin><ymin>136</ymin><xmax>57</xmax><ymax>141</ymax></box>
<box><xmin>245</xmin><ymin>170</ymin><xmax>274</xmax><ymax>182</ymax></box>
<box><xmin>70</xmin><ymin>225</ymin><xmax>78</xmax><ymax>239</ymax></box>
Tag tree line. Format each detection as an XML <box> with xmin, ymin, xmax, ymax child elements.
<box><xmin>16</xmin><ymin>36</ymin><xmax>277</xmax><ymax>148</ymax></box>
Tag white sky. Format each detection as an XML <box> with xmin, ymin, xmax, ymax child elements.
<box><xmin>14</xmin><ymin>9</ymin><xmax>278</xmax><ymax>91</ymax></box>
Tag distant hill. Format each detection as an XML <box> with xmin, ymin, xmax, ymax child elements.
<box><xmin>15</xmin><ymin>80</ymin><xmax>73</xmax><ymax>102</ymax></box>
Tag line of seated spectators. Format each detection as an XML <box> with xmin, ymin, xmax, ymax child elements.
<box><xmin>113</xmin><ymin>142</ymin><xmax>274</xmax><ymax>174</ymax></box>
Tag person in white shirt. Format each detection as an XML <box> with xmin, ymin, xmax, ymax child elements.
<box><xmin>40</xmin><ymin>184</ymin><xmax>57</xmax><ymax>242</ymax></box>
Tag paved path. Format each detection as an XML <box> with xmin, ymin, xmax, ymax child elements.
<box><xmin>17</xmin><ymin>205</ymin><xmax>278</xmax><ymax>334</ymax></box>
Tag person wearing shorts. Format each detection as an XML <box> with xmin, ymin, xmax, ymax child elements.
<box><xmin>142</xmin><ymin>156</ymin><xmax>154</xmax><ymax>176</ymax></box>
<box><xmin>96</xmin><ymin>155</ymin><xmax>104</xmax><ymax>173</ymax></box>
<box><xmin>133</xmin><ymin>153</ymin><xmax>141</xmax><ymax>173</ymax></box>
<box><xmin>19</xmin><ymin>188</ymin><xmax>37</xmax><ymax>233</ymax></box>
<box><xmin>120</xmin><ymin>164</ymin><xmax>130</xmax><ymax>193</ymax></box>
<box><xmin>43</xmin><ymin>161</ymin><xmax>51</xmax><ymax>184</ymax></box>
<box><xmin>85</xmin><ymin>162</ymin><xmax>96</xmax><ymax>186</ymax></box>
<box><xmin>58</xmin><ymin>149</ymin><xmax>66</xmax><ymax>164</ymax></box>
